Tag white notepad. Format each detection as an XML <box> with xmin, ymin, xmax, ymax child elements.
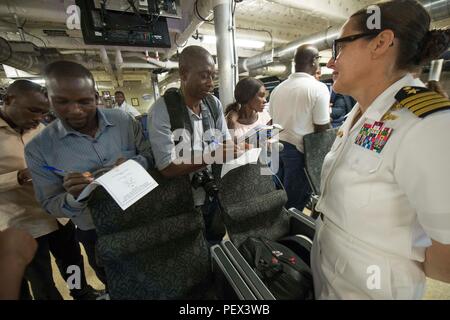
<box><xmin>77</xmin><ymin>160</ymin><xmax>158</xmax><ymax>211</ymax></box>
<box><xmin>220</xmin><ymin>148</ymin><xmax>262</xmax><ymax>178</ymax></box>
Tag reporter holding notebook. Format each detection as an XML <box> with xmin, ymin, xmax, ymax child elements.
<box><xmin>25</xmin><ymin>61</ymin><xmax>154</xmax><ymax>286</ymax></box>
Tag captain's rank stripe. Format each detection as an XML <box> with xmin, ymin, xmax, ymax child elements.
<box><xmin>395</xmin><ymin>86</ymin><xmax>450</xmax><ymax>118</ymax></box>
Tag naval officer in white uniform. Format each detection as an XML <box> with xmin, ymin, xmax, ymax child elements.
<box><xmin>312</xmin><ymin>0</ymin><xmax>450</xmax><ymax>299</ymax></box>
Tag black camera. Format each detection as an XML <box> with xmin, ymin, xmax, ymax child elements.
<box><xmin>191</xmin><ymin>169</ymin><xmax>219</xmax><ymax>197</ymax></box>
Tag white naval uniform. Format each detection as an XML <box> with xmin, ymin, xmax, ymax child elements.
<box><xmin>311</xmin><ymin>74</ymin><xmax>450</xmax><ymax>299</ymax></box>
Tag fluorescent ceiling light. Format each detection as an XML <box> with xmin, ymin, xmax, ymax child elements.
<box><xmin>3</xmin><ymin>65</ymin><xmax>39</xmax><ymax>78</ymax></box>
<box><xmin>201</xmin><ymin>35</ymin><xmax>265</xmax><ymax>49</ymax></box>
<box><xmin>30</xmin><ymin>79</ymin><xmax>46</xmax><ymax>85</ymax></box>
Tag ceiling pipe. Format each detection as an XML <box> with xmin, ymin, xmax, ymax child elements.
<box><xmin>248</xmin><ymin>63</ymin><xmax>289</xmax><ymax>78</ymax></box>
<box><xmin>145</xmin><ymin>56</ymin><xmax>179</xmax><ymax>69</ymax></box>
<box><xmin>241</xmin><ymin>0</ymin><xmax>450</xmax><ymax>73</ymax></box>
<box><xmin>99</xmin><ymin>46</ymin><xmax>118</xmax><ymax>88</ymax></box>
<box><xmin>240</xmin><ymin>25</ymin><xmax>341</xmax><ymax>72</ymax></box>
<box><xmin>0</xmin><ymin>36</ymin><xmax>41</xmax><ymax>74</ymax></box>
<box><xmin>243</xmin><ymin>0</ymin><xmax>450</xmax><ymax>72</ymax></box>
<box><xmin>0</xmin><ymin>0</ymin><xmax>68</xmax><ymax>23</ymax></box>
<box><xmin>166</xmin><ymin>0</ymin><xmax>213</xmax><ymax>58</ymax></box>
<box><xmin>115</xmin><ymin>49</ymin><xmax>124</xmax><ymax>87</ymax></box>
<box><xmin>117</xmin><ymin>63</ymin><xmax>160</xmax><ymax>70</ymax></box>
<box><xmin>421</xmin><ymin>0</ymin><xmax>450</xmax><ymax>21</ymax></box>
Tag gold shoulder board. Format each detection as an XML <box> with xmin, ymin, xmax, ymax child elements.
<box><xmin>395</xmin><ymin>86</ymin><xmax>450</xmax><ymax>118</ymax></box>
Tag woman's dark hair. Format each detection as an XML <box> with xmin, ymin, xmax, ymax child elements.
<box><xmin>225</xmin><ymin>77</ymin><xmax>264</xmax><ymax>114</ymax></box>
<box><xmin>350</xmin><ymin>0</ymin><xmax>450</xmax><ymax>71</ymax></box>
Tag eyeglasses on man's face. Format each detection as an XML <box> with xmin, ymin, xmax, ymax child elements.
<box><xmin>332</xmin><ymin>31</ymin><xmax>381</xmax><ymax>60</ymax></box>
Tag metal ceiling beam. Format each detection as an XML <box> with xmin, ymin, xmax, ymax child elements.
<box><xmin>0</xmin><ymin>37</ymin><xmax>41</xmax><ymax>73</ymax></box>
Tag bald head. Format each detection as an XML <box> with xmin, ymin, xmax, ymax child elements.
<box><xmin>6</xmin><ymin>79</ymin><xmax>44</xmax><ymax>97</ymax></box>
<box><xmin>179</xmin><ymin>45</ymin><xmax>214</xmax><ymax>73</ymax></box>
<box><xmin>295</xmin><ymin>44</ymin><xmax>320</xmax><ymax>75</ymax></box>
<box><xmin>44</xmin><ymin>60</ymin><xmax>95</xmax><ymax>90</ymax></box>
<box><xmin>3</xmin><ymin>80</ymin><xmax>48</xmax><ymax>131</ymax></box>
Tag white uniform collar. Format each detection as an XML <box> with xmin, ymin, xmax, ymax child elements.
<box><xmin>362</xmin><ymin>73</ymin><xmax>424</xmax><ymax>121</ymax></box>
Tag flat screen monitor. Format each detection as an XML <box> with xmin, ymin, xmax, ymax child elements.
<box><xmin>76</xmin><ymin>0</ymin><xmax>171</xmax><ymax>48</ymax></box>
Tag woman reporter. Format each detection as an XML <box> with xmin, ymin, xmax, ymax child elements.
<box><xmin>225</xmin><ymin>77</ymin><xmax>271</xmax><ymax>141</ymax></box>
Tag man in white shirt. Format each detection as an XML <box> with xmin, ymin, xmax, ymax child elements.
<box><xmin>270</xmin><ymin>44</ymin><xmax>331</xmax><ymax>211</ymax></box>
<box><xmin>114</xmin><ymin>91</ymin><xmax>141</xmax><ymax>117</ymax></box>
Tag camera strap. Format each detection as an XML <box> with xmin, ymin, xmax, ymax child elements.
<box><xmin>163</xmin><ymin>88</ymin><xmax>219</xmax><ymax>150</ymax></box>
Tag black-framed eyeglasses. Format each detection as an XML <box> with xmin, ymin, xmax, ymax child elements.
<box><xmin>332</xmin><ymin>31</ymin><xmax>381</xmax><ymax>60</ymax></box>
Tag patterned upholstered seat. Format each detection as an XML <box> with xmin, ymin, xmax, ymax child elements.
<box><xmin>212</xmin><ymin>163</ymin><xmax>290</xmax><ymax>247</ymax></box>
<box><xmin>88</xmin><ymin>170</ymin><xmax>212</xmax><ymax>299</ymax></box>
<box><xmin>302</xmin><ymin>128</ymin><xmax>338</xmax><ymax>218</ymax></box>
<box><xmin>302</xmin><ymin>128</ymin><xmax>338</xmax><ymax>195</ymax></box>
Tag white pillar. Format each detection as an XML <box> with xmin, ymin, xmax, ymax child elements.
<box><xmin>213</xmin><ymin>0</ymin><xmax>236</xmax><ymax>109</ymax></box>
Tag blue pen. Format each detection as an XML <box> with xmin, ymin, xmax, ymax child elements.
<box><xmin>42</xmin><ymin>165</ymin><xmax>66</xmax><ymax>176</ymax></box>
<box><xmin>210</xmin><ymin>137</ymin><xmax>219</xmax><ymax>146</ymax></box>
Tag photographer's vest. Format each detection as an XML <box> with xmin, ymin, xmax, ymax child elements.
<box><xmin>163</xmin><ymin>88</ymin><xmax>219</xmax><ymax>149</ymax></box>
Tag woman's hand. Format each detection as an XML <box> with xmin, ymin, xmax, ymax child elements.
<box><xmin>423</xmin><ymin>239</ymin><xmax>450</xmax><ymax>283</ymax></box>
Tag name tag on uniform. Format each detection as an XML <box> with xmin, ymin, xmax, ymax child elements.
<box><xmin>354</xmin><ymin>121</ymin><xmax>393</xmax><ymax>153</ymax></box>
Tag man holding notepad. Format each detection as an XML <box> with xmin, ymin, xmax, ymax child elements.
<box><xmin>25</xmin><ymin>61</ymin><xmax>154</xmax><ymax>287</ymax></box>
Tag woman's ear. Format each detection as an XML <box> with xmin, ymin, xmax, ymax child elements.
<box><xmin>370</xmin><ymin>29</ymin><xmax>396</xmax><ymax>58</ymax></box>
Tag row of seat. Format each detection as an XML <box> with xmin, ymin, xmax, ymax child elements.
<box><xmin>87</xmin><ymin>129</ymin><xmax>338</xmax><ymax>299</ymax></box>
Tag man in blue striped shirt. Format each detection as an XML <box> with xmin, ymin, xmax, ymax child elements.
<box><xmin>25</xmin><ymin>61</ymin><xmax>154</xmax><ymax>286</ymax></box>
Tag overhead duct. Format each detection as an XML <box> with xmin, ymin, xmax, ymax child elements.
<box><xmin>422</xmin><ymin>0</ymin><xmax>450</xmax><ymax>22</ymax></box>
<box><xmin>0</xmin><ymin>0</ymin><xmax>68</xmax><ymax>23</ymax></box>
<box><xmin>0</xmin><ymin>37</ymin><xmax>41</xmax><ymax>74</ymax></box>
<box><xmin>242</xmin><ymin>0</ymin><xmax>450</xmax><ymax>72</ymax></box>
<box><xmin>248</xmin><ymin>63</ymin><xmax>289</xmax><ymax>78</ymax></box>
<box><xmin>167</xmin><ymin>0</ymin><xmax>213</xmax><ymax>58</ymax></box>
<box><xmin>240</xmin><ymin>26</ymin><xmax>341</xmax><ymax>72</ymax></box>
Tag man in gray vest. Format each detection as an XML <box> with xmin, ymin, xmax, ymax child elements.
<box><xmin>148</xmin><ymin>45</ymin><xmax>245</xmax><ymax>243</ymax></box>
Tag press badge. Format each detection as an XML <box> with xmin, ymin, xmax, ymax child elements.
<box><xmin>354</xmin><ymin>121</ymin><xmax>393</xmax><ymax>153</ymax></box>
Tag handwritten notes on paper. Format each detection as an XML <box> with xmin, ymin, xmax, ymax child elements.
<box><xmin>77</xmin><ymin>160</ymin><xmax>158</xmax><ymax>211</ymax></box>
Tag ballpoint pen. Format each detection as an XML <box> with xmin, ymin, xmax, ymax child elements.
<box><xmin>42</xmin><ymin>165</ymin><xmax>66</xmax><ymax>176</ymax></box>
